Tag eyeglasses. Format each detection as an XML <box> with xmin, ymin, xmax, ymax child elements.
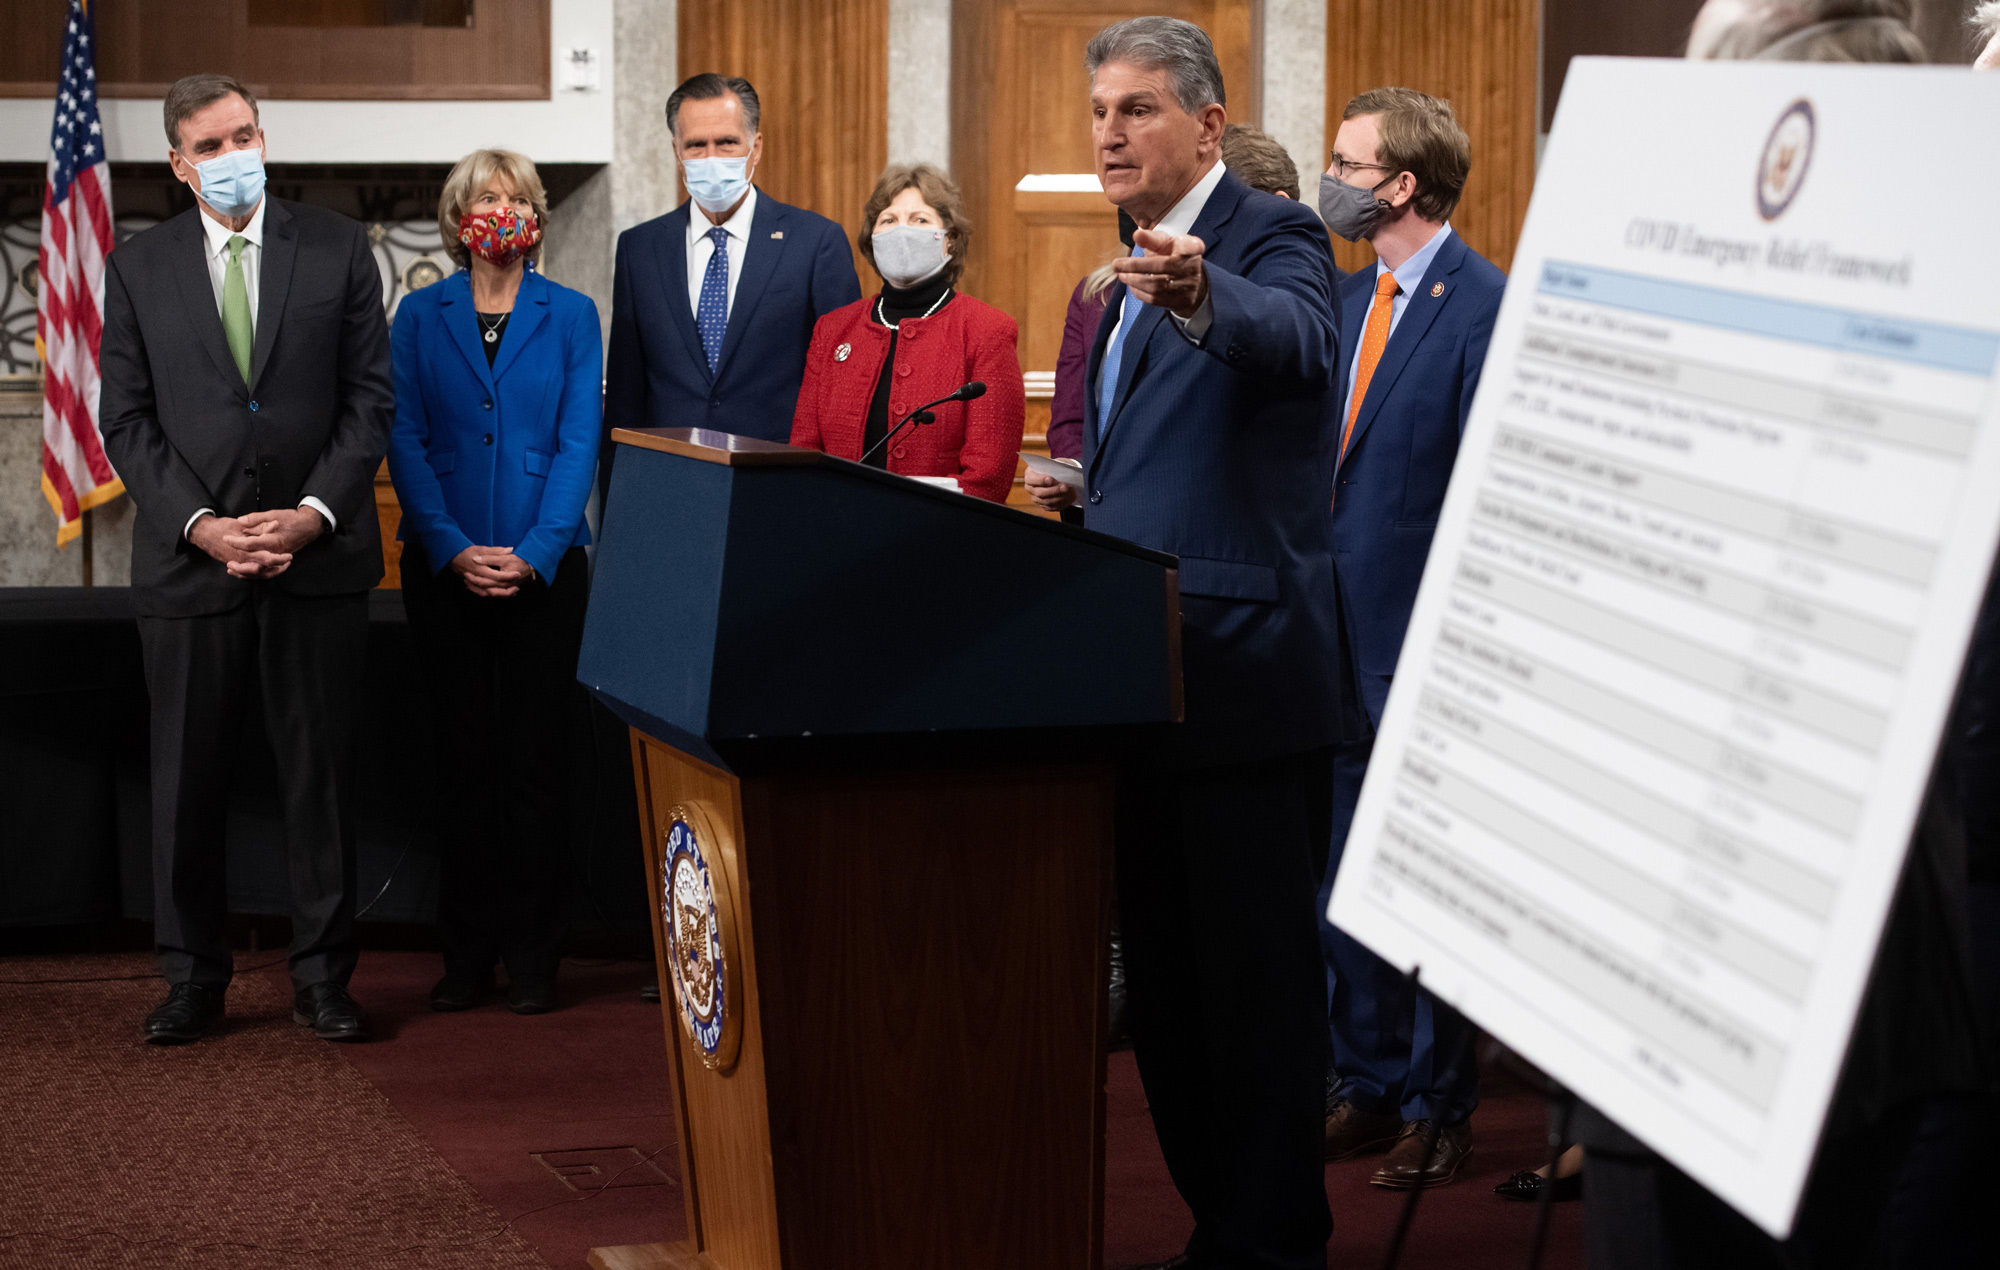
<box><xmin>1328</xmin><ymin>155</ymin><xmax>1397</xmax><ymax>182</ymax></box>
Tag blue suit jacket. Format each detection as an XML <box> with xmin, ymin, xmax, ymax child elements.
<box><xmin>1331</xmin><ymin>230</ymin><xmax>1504</xmax><ymax>723</ymax></box>
<box><xmin>387</xmin><ymin>268</ymin><xmax>603</xmax><ymax>581</ymax></box>
<box><xmin>600</xmin><ymin>192</ymin><xmax>860</xmax><ymax>502</ymax></box>
<box><xmin>1083</xmin><ymin>172</ymin><xmax>1359</xmax><ymax>764</ymax></box>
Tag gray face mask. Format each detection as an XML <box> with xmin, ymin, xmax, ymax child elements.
<box><xmin>870</xmin><ymin>225</ymin><xmax>950</xmax><ymax>289</ymax></box>
<box><xmin>1318</xmin><ymin>171</ymin><xmax>1394</xmax><ymax>242</ymax></box>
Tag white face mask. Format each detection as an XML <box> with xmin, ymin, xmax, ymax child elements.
<box><xmin>681</xmin><ymin>155</ymin><xmax>751</xmax><ymax>215</ymax></box>
<box><xmin>871</xmin><ymin>224</ymin><xmax>949</xmax><ymax>289</ymax></box>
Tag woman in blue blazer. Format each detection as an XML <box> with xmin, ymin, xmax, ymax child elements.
<box><xmin>387</xmin><ymin>150</ymin><xmax>602</xmax><ymax>1016</ymax></box>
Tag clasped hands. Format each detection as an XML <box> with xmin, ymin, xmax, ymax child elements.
<box><xmin>191</xmin><ymin>507</ymin><xmax>325</xmax><ymax>580</ymax></box>
<box><xmin>449</xmin><ymin>545</ymin><xmax>534</xmax><ymax>597</ymax></box>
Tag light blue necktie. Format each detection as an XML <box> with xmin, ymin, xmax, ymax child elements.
<box><xmin>1095</xmin><ymin>245</ymin><xmax>1144</xmax><ymax>440</ymax></box>
<box><xmin>697</xmin><ymin>225</ymin><xmax>730</xmax><ymax>374</ymax></box>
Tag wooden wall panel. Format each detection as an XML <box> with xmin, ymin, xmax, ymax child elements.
<box><xmin>1324</xmin><ymin>0</ymin><xmax>1537</xmax><ymax>276</ymax></box>
<box><xmin>1</xmin><ymin>0</ymin><xmax>548</xmax><ymax>99</ymax></box>
<box><xmin>680</xmin><ymin>0</ymin><xmax>889</xmax><ymax>287</ymax></box>
<box><xmin>952</xmin><ymin>0</ymin><xmax>1258</xmax><ymax>372</ymax></box>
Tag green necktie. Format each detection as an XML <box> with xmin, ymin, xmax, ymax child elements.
<box><xmin>222</xmin><ymin>234</ymin><xmax>254</xmax><ymax>383</ymax></box>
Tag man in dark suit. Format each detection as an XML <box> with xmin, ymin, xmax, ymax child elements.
<box><xmin>1313</xmin><ymin>87</ymin><xmax>1506</xmax><ymax>1186</ymax></box>
<box><xmin>600</xmin><ymin>72</ymin><xmax>860</xmax><ymax>501</ymax></box>
<box><xmin>1026</xmin><ymin>18</ymin><xmax>1350</xmax><ymax>1269</ymax></box>
<box><xmin>98</xmin><ymin>74</ymin><xmax>392</xmax><ymax>1045</ymax></box>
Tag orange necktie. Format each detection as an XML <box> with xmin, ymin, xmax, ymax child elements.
<box><xmin>1341</xmin><ymin>271</ymin><xmax>1401</xmax><ymax>466</ymax></box>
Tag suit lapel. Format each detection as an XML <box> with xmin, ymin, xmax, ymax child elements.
<box><xmin>170</xmin><ymin>212</ymin><xmax>244</xmax><ymax>393</ymax></box>
<box><xmin>712</xmin><ymin>193</ymin><xmax>787</xmax><ymax>380</ymax></box>
<box><xmin>436</xmin><ymin>272</ymin><xmax>496</xmax><ymax>394</ymax></box>
<box><xmin>651</xmin><ymin>203</ymin><xmax>711</xmax><ymax>380</ymax></box>
<box><xmin>1342</xmin><ymin>232</ymin><xmax>1467</xmax><ymax>463</ymax></box>
<box><xmin>491</xmin><ymin>268</ymin><xmax>551</xmax><ymax>382</ymax></box>
<box><xmin>1089</xmin><ymin>172</ymin><xmax>1246</xmax><ymax>472</ymax></box>
<box><xmin>248</xmin><ymin>199</ymin><xmax>295</xmax><ymax>393</ymax></box>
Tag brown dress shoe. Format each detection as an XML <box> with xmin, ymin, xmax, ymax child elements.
<box><xmin>1369</xmin><ymin>1119</ymin><xmax>1473</xmax><ymax>1189</ymax></box>
<box><xmin>1324</xmin><ymin>1100</ymin><xmax>1404</xmax><ymax>1160</ymax></box>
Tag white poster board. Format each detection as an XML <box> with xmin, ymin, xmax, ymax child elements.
<box><xmin>1326</xmin><ymin>57</ymin><xmax>2000</xmax><ymax>1237</ymax></box>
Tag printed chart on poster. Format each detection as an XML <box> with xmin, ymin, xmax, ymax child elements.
<box><xmin>1326</xmin><ymin>58</ymin><xmax>2000</xmax><ymax>1236</ymax></box>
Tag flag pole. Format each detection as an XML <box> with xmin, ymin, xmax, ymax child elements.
<box><xmin>81</xmin><ymin>507</ymin><xmax>93</xmax><ymax>588</ymax></box>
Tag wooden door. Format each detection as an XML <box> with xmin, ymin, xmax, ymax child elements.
<box><xmin>1324</xmin><ymin>0</ymin><xmax>1538</xmax><ymax>276</ymax></box>
<box><xmin>951</xmin><ymin>1</ymin><xmax>1258</xmax><ymax>373</ymax></box>
<box><xmin>680</xmin><ymin>0</ymin><xmax>891</xmax><ymax>286</ymax></box>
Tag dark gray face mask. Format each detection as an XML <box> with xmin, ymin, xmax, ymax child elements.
<box><xmin>1318</xmin><ymin>171</ymin><xmax>1394</xmax><ymax>242</ymax></box>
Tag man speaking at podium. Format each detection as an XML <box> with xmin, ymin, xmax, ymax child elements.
<box><xmin>1028</xmin><ymin>17</ymin><xmax>1351</xmax><ymax>1269</ymax></box>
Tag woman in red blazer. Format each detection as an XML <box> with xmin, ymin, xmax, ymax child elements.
<box><xmin>791</xmin><ymin>163</ymin><xmax>1025</xmax><ymax>502</ymax></box>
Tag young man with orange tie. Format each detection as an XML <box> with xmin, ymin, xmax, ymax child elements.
<box><xmin>1315</xmin><ymin>86</ymin><xmax>1507</xmax><ymax>1188</ymax></box>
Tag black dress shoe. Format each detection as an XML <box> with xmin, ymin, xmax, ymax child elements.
<box><xmin>293</xmin><ymin>983</ymin><xmax>370</xmax><ymax>1041</ymax></box>
<box><xmin>1370</xmin><ymin>1118</ymin><xmax>1474</xmax><ymax>1189</ymax></box>
<box><xmin>1494</xmin><ymin>1168</ymin><xmax>1583</xmax><ymax>1202</ymax></box>
<box><xmin>429</xmin><ymin>972</ymin><xmax>491</xmax><ymax>1012</ymax></box>
<box><xmin>142</xmin><ymin>982</ymin><xmax>224</xmax><ymax>1044</ymax></box>
<box><xmin>1123</xmin><ymin>1254</ymin><xmax>1206</xmax><ymax>1270</ymax></box>
<box><xmin>508</xmin><ymin>975</ymin><xmax>558</xmax><ymax>1015</ymax></box>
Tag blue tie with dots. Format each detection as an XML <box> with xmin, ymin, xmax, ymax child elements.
<box><xmin>697</xmin><ymin>225</ymin><xmax>730</xmax><ymax>374</ymax></box>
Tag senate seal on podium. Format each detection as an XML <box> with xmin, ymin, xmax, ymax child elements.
<box><xmin>659</xmin><ymin>802</ymin><xmax>743</xmax><ymax>1071</ymax></box>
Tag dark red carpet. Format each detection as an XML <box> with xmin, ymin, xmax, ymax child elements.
<box><xmin>316</xmin><ymin>951</ymin><xmax>1585</xmax><ymax>1269</ymax></box>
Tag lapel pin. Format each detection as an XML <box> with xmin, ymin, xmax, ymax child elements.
<box><xmin>834</xmin><ymin>342</ymin><xmax>851</xmax><ymax>362</ymax></box>
<box><xmin>1430</xmin><ymin>281</ymin><xmax>1445</xmax><ymax>297</ymax></box>
<box><xmin>771</xmin><ymin>231</ymin><xmax>784</xmax><ymax>239</ymax></box>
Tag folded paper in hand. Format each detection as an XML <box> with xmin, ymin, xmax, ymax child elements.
<box><xmin>1020</xmin><ymin>452</ymin><xmax>1086</xmax><ymax>490</ymax></box>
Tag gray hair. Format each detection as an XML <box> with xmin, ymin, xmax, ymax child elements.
<box><xmin>1686</xmin><ymin>1</ymin><xmax>1920</xmax><ymax>60</ymax></box>
<box><xmin>1084</xmin><ymin>16</ymin><xmax>1226</xmax><ymax>113</ymax></box>
<box><xmin>665</xmin><ymin>73</ymin><xmax>761</xmax><ymax>138</ymax></box>
<box><xmin>163</xmin><ymin>73</ymin><xmax>259</xmax><ymax>150</ymax></box>
<box><xmin>1976</xmin><ymin>2</ymin><xmax>2000</xmax><ymax>42</ymax></box>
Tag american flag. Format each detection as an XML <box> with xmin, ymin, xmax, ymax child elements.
<box><xmin>38</xmin><ymin>0</ymin><xmax>120</xmax><ymax>547</ymax></box>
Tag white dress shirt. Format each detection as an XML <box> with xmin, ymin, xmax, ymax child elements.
<box><xmin>1102</xmin><ymin>157</ymin><xmax>1227</xmax><ymax>353</ymax></box>
<box><xmin>1338</xmin><ymin>222</ymin><xmax>1454</xmax><ymax>426</ymax></box>
<box><xmin>184</xmin><ymin>198</ymin><xmax>337</xmax><ymax>538</ymax></box>
<box><xmin>198</xmin><ymin>195</ymin><xmax>264</xmax><ymax>326</ymax></box>
<box><xmin>685</xmin><ymin>185</ymin><xmax>758</xmax><ymax>320</ymax></box>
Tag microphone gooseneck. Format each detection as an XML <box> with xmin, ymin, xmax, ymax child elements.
<box><xmin>857</xmin><ymin>381</ymin><xmax>986</xmax><ymax>468</ymax></box>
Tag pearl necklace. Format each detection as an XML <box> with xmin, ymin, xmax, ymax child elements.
<box><xmin>875</xmin><ymin>286</ymin><xmax>951</xmax><ymax>330</ymax></box>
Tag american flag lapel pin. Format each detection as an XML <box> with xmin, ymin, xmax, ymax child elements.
<box><xmin>771</xmin><ymin>231</ymin><xmax>784</xmax><ymax>239</ymax></box>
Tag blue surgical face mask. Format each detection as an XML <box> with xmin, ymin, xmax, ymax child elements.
<box><xmin>190</xmin><ymin>146</ymin><xmax>266</xmax><ymax>218</ymax></box>
<box><xmin>681</xmin><ymin>155</ymin><xmax>752</xmax><ymax>215</ymax></box>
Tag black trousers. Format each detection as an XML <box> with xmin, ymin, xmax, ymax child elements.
<box><xmin>1117</xmin><ymin>749</ymin><xmax>1335</xmax><ymax>1270</ymax></box>
<box><xmin>400</xmin><ymin>541</ymin><xmax>585</xmax><ymax>983</ymax></box>
<box><xmin>138</xmin><ymin>586</ymin><xmax>370</xmax><ymax>992</ymax></box>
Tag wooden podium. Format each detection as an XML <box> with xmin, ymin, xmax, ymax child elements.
<box><xmin>580</xmin><ymin>430</ymin><xmax>1180</xmax><ymax>1270</ymax></box>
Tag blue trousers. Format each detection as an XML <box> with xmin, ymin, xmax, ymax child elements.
<box><xmin>1318</xmin><ymin>736</ymin><xmax>1480</xmax><ymax>1125</ymax></box>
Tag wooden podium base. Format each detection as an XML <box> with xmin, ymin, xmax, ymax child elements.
<box><xmin>586</xmin><ymin>1242</ymin><xmax>709</xmax><ymax>1270</ymax></box>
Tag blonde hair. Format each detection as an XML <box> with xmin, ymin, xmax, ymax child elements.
<box><xmin>437</xmin><ymin>149</ymin><xmax>550</xmax><ymax>268</ymax></box>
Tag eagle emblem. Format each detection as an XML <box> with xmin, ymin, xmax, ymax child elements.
<box><xmin>1755</xmin><ymin>99</ymin><xmax>1815</xmax><ymax>221</ymax></box>
<box><xmin>659</xmin><ymin>811</ymin><xmax>736</xmax><ymax>1067</ymax></box>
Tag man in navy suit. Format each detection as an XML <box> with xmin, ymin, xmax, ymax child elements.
<box><xmin>600</xmin><ymin>73</ymin><xmax>860</xmax><ymax>501</ymax></box>
<box><xmin>1027</xmin><ymin>18</ymin><xmax>1352</xmax><ymax>1269</ymax></box>
<box><xmin>1314</xmin><ymin>87</ymin><xmax>1506</xmax><ymax>1189</ymax></box>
